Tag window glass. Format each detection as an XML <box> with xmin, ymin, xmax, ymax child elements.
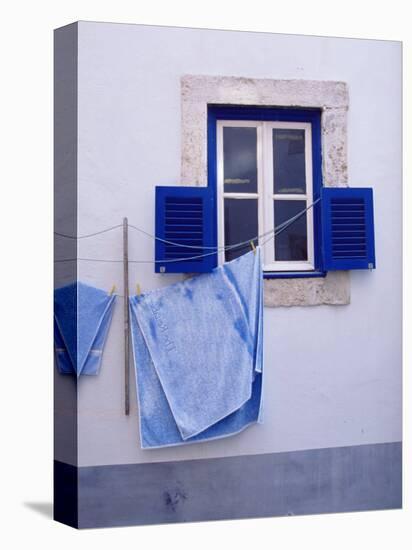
<box><xmin>224</xmin><ymin>198</ymin><xmax>258</xmax><ymax>261</ymax></box>
<box><xmin>223</xmin><ymin>127</ymin><xmax>258</xmax><ymax>194</ymax></box>
<box><xmin>273</xmin><ymin>129</ymin><xmax>306</xmax><ymax>194</ymax></box>
<box><xmin>274</xmin><ymin>200</ymin><xmax>308</xmax><ymax>261</ymax></box>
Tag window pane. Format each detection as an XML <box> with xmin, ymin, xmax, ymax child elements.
<box><xmin>273</xmin><ymin>129</ymin><xmax>306</xmax><ymax>194</ymax></box>
<box><xmin>224</xmin><ymin>198</ymin><xmax>258</xmax><ymax>261</ymax></box>
<box><xmin>223</xmin><ymin>127</ymin><xmax>258</xmax><ymax>193</ymax></box>
<box><xmin>274</xmin><ymin>200</ymin><xmax>308</xmax><ymax>261</ymax></box>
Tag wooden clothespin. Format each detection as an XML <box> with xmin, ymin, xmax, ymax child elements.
<box><xmin>250</xmin><ymin>240</ymin><xmax>256</xmax><ymax>255</ymax></box>
<box><xmin>136</xmin><ymin>283</ymin><xmax>141</xmax><ymax>297</ymax></box>
<box><xmin>109</xmin><ymin>284</ymin><xmax>116</xmax><ymax>296</ymax></box>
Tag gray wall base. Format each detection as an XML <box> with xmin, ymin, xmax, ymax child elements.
<box><xmin>54</xmin><ymin>442</ymin><xmax>402</xmax><ymax>529</ymax></box>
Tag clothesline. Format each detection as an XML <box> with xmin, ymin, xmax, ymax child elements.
<box><xmin>54</xmin><ymin>198</ymin><xmax>321</xmax><ymax>264</ymax></box>
<box><xmin>55</xmin><ymin>202</ymin><xmax>318</xmax><ymax>419</ymax></box>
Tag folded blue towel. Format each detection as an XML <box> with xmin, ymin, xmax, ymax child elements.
<box><xmin>129</xmin><ymin>248</ymin><xmax>263</xmax><ymax>449</ymax></box>
<box><xmin>54</xmin><ymin>281</ymin><xmax>116</xmax><ymax>377</ymax></box>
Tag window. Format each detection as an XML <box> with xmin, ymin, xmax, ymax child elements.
<box><xmin>209</xmin><ymin>106</ymin><xmax>323</xmax><ymax>277</ymax></box>
<box><xmin>157</xmin><ymin>78</ymin><xmax>373</xmax><ymax>304</ymax></box>
<box><xmin>178</xmin><ymin>76</ymin><xmax>355</xmax><ymax>305</ymax></box>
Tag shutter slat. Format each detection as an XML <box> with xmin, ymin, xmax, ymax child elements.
<box><xmin>165</xmin><ymin>229</ymin><xmax>204</xmax><ymax>235</ymax></box>
<box><xmin>321</xmin><ymin>187</ymin><xmax>375</xmax><ymax>270</ymax></box>
<box><xmin>155</xmin><ymin>186</ymin><xmax>217</xmax><ymax>273</ymax></box>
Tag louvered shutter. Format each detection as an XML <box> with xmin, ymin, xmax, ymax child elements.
<box><xmin>321</xmin><ymin>187</ymin><xmax>376</xmax><ymax>270</ymax></box>
<box><xmin>155</xmin><ymin>186</ymin><xmax>217</xmax><ymax>273</ymax></box>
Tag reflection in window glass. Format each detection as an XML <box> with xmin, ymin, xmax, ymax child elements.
<box><xmin>224</xmin><ymin>199</ymin><xmax>258</xmax><ymax>261</ymax></box>
<box><xmin>273</xmin><ymin>129</ymin><xmax>306</xmax><ymax>194</ymax></box>
<box><xmin>223</xmin><ymin>127</ymin><xmax>258</xmax><ymax>194</ymax></box>
<box><xmin>274</xmin><ymin>200</ymin><xmax>307</xmax><ymax>261</ymax></box>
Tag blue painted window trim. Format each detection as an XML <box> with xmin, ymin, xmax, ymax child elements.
<box><xmin>321</xmin><ymin>187</ymin><xmax>376</xmax><ymax>270</ymax></box>
<box><xmin>155</xmin><ymin>186</ymin><xmax>217</xmax><ymax>273</ymax></box>
<box><xmin>207</xmin><ymin>105</ymin><xmax>325</xmax><ymax>279</ymax></box>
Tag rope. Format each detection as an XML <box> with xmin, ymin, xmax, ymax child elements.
<box><xmin>54</xmin><ymin>224</ymin><xmax>123</xmax><ymax>239</ymax></box>
<box><xmin>54</xmin><ymin>198</ymin><xmax>320</xmax><ymax>264</ymax></box>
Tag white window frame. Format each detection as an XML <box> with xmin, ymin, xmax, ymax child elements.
<box><xmin>217</xmin><ymin>119</ymin><xmax>315</xmax><ymax>272</ymax></box>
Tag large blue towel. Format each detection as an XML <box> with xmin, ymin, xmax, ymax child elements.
<box><xmin>129</xmin><ymin>248</ymin><xmax>263</xmax><ymax>449</ymax></box>
<box><xmin>54</xmin><ymin>282</ymin><xmax>116</xmax><ymax>376</ymax></box>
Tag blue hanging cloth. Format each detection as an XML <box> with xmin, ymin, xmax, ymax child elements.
<box><xmin>129</xmin><ymin>248</ymin><xmax>263</xmax><ymax>449</ymax></box>
<box><xmin>54</xmin><ymin>281</ymin><xmax>116</xmax><ymax>377</ymax></box>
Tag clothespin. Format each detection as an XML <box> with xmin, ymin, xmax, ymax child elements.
<box><xmin>250</xmin><ymin>240</ymin><xmax>256</xmax><ymax>255</ymax></box>
<box><xmin>136</xmin><ymin>283</ymin><xmax>141</xmax><ymax>297</ymax></box>
<box><xmin>109</xmin><ymin>284</ymin><xmax>116</xmax><ymax>296</ymax></box>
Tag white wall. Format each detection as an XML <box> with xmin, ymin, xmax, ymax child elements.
<box><xmin>74</xmin><ymin>22</ymin><xmax>401</xmax><ymax>467</ymax></box>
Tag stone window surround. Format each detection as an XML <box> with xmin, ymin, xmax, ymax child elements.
<box><xmin>180</xmin><ymin>74</ymin><xmax>350</xmax><ymax>307</ymax></box>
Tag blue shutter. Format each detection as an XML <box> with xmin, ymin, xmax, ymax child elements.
<box><xmin>321</xmin><ymin>187</ymin><xmax>376</xmax><ymax>270</ymax></box>
<box><xmin>155</xmin><ymin>186</ymin><xmax>217</xmax><ymax>273</ymax></box>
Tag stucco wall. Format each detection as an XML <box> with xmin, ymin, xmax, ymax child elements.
<box><xmin>67</xmin><ymin>22</ymin><xmax>401</xmax><ymax>467</ymax></box>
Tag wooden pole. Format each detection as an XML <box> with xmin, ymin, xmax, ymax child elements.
<box><xmin>123</xmin><ymin>217</ymin><xmax>130</xmax><ymax>415</ymax></box>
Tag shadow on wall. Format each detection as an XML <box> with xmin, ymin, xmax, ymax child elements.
<box><xmin>23</xmin><ymin>502</ymin><xmax>53</xmax><ymax>519</ymax></box>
